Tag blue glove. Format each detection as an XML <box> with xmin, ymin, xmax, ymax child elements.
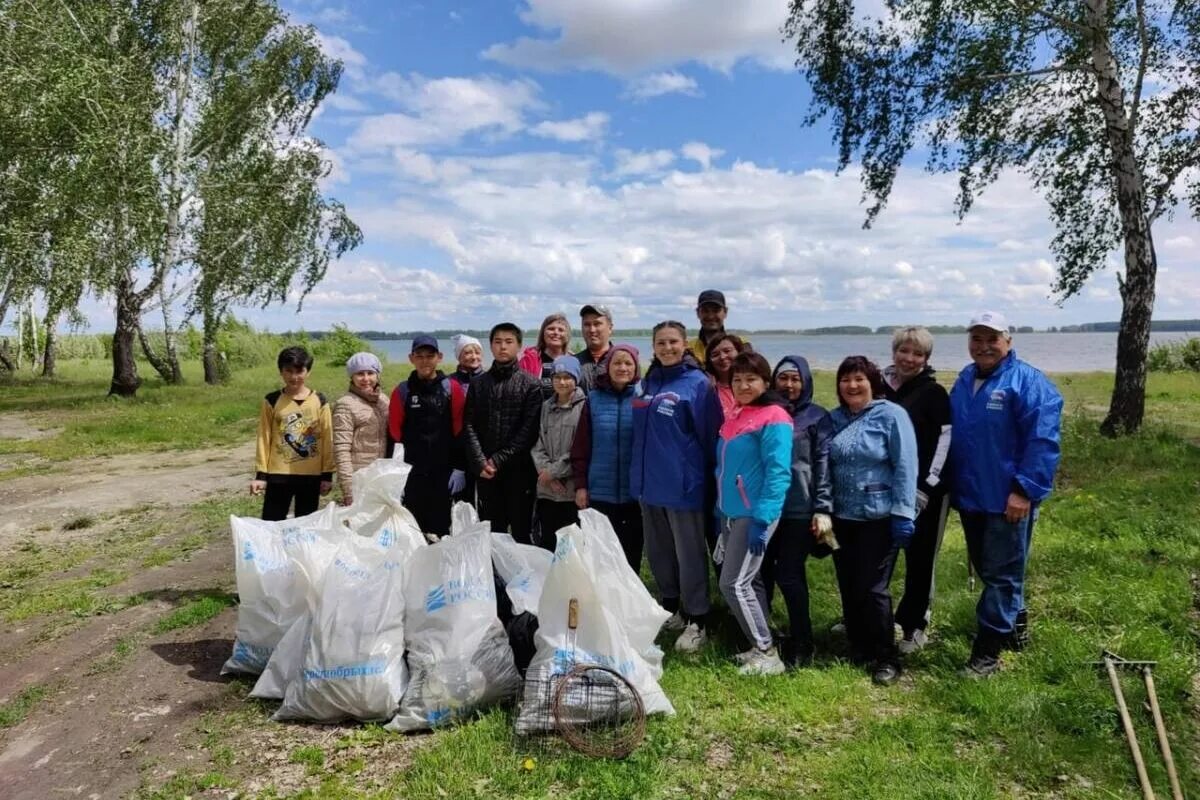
<box><xmin>890</xmin><ymin>515</ymin><xmax>915</xmax><ymax>550</ymax></box>
<box><xmin>448</xmin><ymin>469</ymin><xmax>466</xmax><ymax>494</ymax></box>
<box><xmin>748</xmin><ymin>521</ymin><xmax>770</xmax><ymax>557</ymax></box>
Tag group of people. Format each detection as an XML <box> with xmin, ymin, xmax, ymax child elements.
<box><xmin>252</xmin><ymin>293</ymin><xmax>1064</xmax><ymax>685</ymax></box>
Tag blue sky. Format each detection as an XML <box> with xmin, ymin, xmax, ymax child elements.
<box><xmin>80</xmin><ymin>1</ymin><xmax>1200</xmax><ymax>334</ymax></box>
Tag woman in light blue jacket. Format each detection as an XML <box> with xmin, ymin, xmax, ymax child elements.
<box><xmin>828</xmin><ymin>356</ymin><xmax>917</xmax><ymax>686</ymax></box>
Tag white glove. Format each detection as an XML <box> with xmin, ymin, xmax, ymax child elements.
<box><xmin>712</xmin><ymin>528</ymin><xmax>727</xmax><ymax>566</ymax></box>
<box><xmin>916</xmin><ymin>490</ymin><xmax>929</xmax><ymax>513</ymax></box>
<box><xmin>448</xmin><ymin>469</ymin><xmax>466</xmax><ymax>494</ymax></box>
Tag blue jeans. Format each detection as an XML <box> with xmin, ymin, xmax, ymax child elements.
<box><xmin>960</xmin><ymin>508</ymin><xmax>1037</xmax><ymax>637</ymax></box>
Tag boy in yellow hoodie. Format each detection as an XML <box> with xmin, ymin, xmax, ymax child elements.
<box><xmin>250</xmin><ymin>346</ymin><xmax>335</xmax><ymax>520</ymax></box>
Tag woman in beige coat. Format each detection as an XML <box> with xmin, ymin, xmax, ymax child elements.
<box><xmin>333</xmin><ymin>352</ymin><xmax>389</xmax><ymax>505</ymax></box>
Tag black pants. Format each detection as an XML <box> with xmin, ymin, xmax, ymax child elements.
<box><xmin>832</xmin><ymin>517</ymin><xmax>899</xmax><ymax>667</ymax></box>
<box><xmin>477</xmin><ymin>466</ymin><xmax>536</xmax><ymax>544</ymax></box>
<box><xmin>403</xmin><ymin>468</ymin><xmax>452</xmax><ymax>536</ymax></box>
<box><xmin>535</xmin><ymin>498</ymin><xmax>578</xmax><ymax>553</ymax></box>
<box><xmin>762</xmin><ymin>518</ymin><xmax>819</xmax><ymax>649</ymax></box>
<box><xmin>261</xmin><ymin>476</ymin><xmax>321</xmax><ymax>521</ymax></box>
<box><xmin>895</xmin><ymin>493</ymin><xmax>949</xmax><ymax>634</ymax></box>
<box><xmin>451</xmin><ymin>472</ymin><xmax>477</xmax><ymax>509</ymax></box>
<box><xmin>591</xmin><ymin>500</ymin><xmax>644</xmax><ymax>573</ymax></box>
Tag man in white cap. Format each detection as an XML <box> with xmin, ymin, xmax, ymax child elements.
<box><xmin>947</xmin><ymin>311</ymin><xmax>1063</xmax><ymax>677</ymax></box>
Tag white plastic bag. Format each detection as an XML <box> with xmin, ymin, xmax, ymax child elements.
<box><xmin>513</xmin><ymin>510</ymin><xmax>674</xmax><ymax>733</ymax></box>
<box><xmin>351</xmin><ymin>448</ymin><xmax>411</xmax><ymax>510</ymax></box>
<box><xmin>490</xmin><ymin>533</ymin><xmax>552</xmax><ymax>616</ymax></box>
<box><xmin>387</xmin><ymin>530</ymin><xmax>521</xmax><ymax>731</ymax></box>
<box><xmin>449</xmin><ymin>501</ymin><xmax>492</xmax><ymax>537</ymax></box>
<box><xmin>269</xmin><ymin>524</ymin><xmax>412</xmax><ymax>723</ymax></box>
<box><xmin>222</xmin><ymin>505</ymin><xmax>342</xmax><ymax>675</ymax></box>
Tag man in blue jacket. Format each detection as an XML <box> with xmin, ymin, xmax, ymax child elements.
<box><xmin>948</xmin><ymin>312</ymin><xmax>1063</xmax><ymax>677</ymax></box>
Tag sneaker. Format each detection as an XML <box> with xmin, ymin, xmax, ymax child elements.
<box><xmin>738</xmin><ymin>647</ymin><xmax>786</xmax><ymax>676</ymax></box>
<box><xmin>898</xmin><ymin>629</ymin><xmax>928</xmax><ymax>655</ymax></box>
<box><xmin>962</xmin><ymin>652</ymin><xmax>1001</xmax><ymax>678</ymax></box>
<box><xmin>872</xmin><ymin>662</ymin><xmax>902</xmax><ymax>686</ymax></box>
<box><xmin>661</xmin><ymin>612</ymin><xmax>687</xmax><ymax>633</ymax></box>
<box><xmin>734</xmin><ymin>647</ymin><xmax>757</xmax><ymax>665</ymax></box>
<box><xmin>674</xmin><ymin>623</ymin><xmax>708</xmax><ymax>653</ymax></box>
<box><xmin>830</xmin><ymin>620</ymin><xmax>846</xmax><ymax>635</ymax></box>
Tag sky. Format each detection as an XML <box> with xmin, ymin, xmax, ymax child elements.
<box><xmin>59</xmin><ymin>1</ymin><xmax>1200</xmax><ymax>333</ymax></box>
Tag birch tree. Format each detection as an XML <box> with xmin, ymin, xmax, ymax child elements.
<box><xmin>786</xmin><ymin>0</ymin><xmax>1200</xmax><ymax>435</ymax></box>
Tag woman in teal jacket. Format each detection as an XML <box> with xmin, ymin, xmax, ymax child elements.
<box><xmin>716</xmin><ymin>352</ymin><xmax>793</xmax><ymax>676</ymax></box>
<box><xmin>828</xmin><ymin>356</ymin><xmax>917</xmax><ymax>686</ymax></box>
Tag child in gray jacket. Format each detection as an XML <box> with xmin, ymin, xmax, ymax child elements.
<box><xmin>531</xmin><ymin>356</ymin><xmax>587</xmax><ymax>552</ymax></box>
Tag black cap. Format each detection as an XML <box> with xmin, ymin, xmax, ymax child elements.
<box><xmin>579</xmin><ymin>303</ymin><xmax>613</xmax><ymax>321</ymax></box>
<box><xmin>697</xmin><ymin>289</ymin><xmax>726</xmax><ymax>308</ymax></box>
<box><xmin>410</xmin><ymin>334</ymin><xmax>439</xmax><ymax>353</ymax></box>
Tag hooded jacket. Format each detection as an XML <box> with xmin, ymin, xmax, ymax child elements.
<box><xmin>716</xmin><ymin>394</ymin><xmax>793</xmax><ymax>525</ymax></box>
<box><xmin>631</xmin><ymin>357</ymin><xmax>722</xmax><ymax>511</ymax></box>
<box><xmin>883</xmin><ymin>364</ymin><xmax>952</xmax><ymax>498</ymax></box>
<box><xmin>948</xmin><ymin>349</ymin><xmax>1063</xmax><ymax>513</ymax></box>
<box><xmin>829</xmin><ymin>398</ymin><xmax>918</xmax><ymax>522</ymax></box>
<box><xmin>773</xmin><ymin>356</ymin><xmax>834</xmax><ymax>519</ymax></box>
<box><xmin>463</xmin><ymin>359</ymin><xmax>543</xmax><ymax>478</ymax></box>
<box><xmin>532</xmin><ymin>386</ymin><xmax>587</xmax><ymax>501</ymax></box>
<box><xmin>570</xmin><ymin>344</ymin><xmax>640</xmax><ymax>504</ymax></box>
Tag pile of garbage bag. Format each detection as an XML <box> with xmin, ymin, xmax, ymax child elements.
<box><xmin>223</xmin><ymin>452</ymin><xmax>675</xmax><ymax>730</ymax></box>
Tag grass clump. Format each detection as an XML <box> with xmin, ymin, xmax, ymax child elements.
<box><xmin>62</xmin><ymin>515</ymin><xmax>95</xmax><ymax>531</ymax></box>
<box><xmin>0</xmin><ymin>685</ymin><xmax>48</xmax><ymax>729</ymax></box>
<box><xmin>152</xmin><ymin>592</ymin><xmax>236</xmax><ymax>634</ymax></box>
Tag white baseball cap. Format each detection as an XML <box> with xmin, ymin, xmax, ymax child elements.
<box><xmin>968</xmin><ymin>310</ymin><xmax>1010</xmax><ymax>333</ymax></box>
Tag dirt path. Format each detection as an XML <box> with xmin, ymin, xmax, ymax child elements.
<box><xmin>0</xmin><ymin>439</ymin><xmax>253</xmax><ymax>553</ymax></box>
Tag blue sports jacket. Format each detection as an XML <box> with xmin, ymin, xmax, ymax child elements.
<box><xmin>716</xmin><ymin>402</ymin><xmax>794</xmax><ymax>525</ymax></box>
<box><xmin>829</xmin><ymin>399</ymin><xmax>918</xmax><ymax>521</ymax></box>
<box><xmin>631</xmin><ymin>360</ymin><xmax>722</xmax><ymax>511</ymax></box>
<box><xmin>948</xmin><ymin>349</ymin><xmax>1063</xmax><ymax>513</ymax></box>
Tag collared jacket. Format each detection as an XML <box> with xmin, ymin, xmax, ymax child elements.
<box><xmin>829</xmin><ymin>399</ymin><xmax>918</xmax><ymax>521</ymax></box>
<box><xmin>387</xmin><ymin>371</ymin><xmax>466</xmax><ymax>475</ymax></box>
<box><xmin>948</xmin><ymin>349</ymin><xmax>1063</xmax><ymax>514</ymax></box>
<box><xmin>883</xmin><ymin>364</ymin><xmax>952</xmax><ymax>498</ymax></box>
<box><xmin>532</xmin><ymin>387</ymin><xmax>587</xmax><ymax>502</ymax></box>
<box><xmin>773</xmin><ymin>356</ymin><xmax>834</xmax><ymax>519</ymax></box>
<box><xmin>333</xmin><ymin>388</ymin><xmax>390</xmax><ymax>497</ymax></box>
<box><xmin>716</xmin><ymin>399</ymin><xmax>793</xmax><ymax>525</ymax></box>
<box><xmin>463</xmin><ymin>360</ymin><xmax>543</xmax><ymax>478</ymax></box>
<box><xmin>631</xmin><ymin>358</ymin><xmax>722</xmax><ymax>511</ymax></box>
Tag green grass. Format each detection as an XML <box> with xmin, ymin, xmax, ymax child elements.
<box><xmin>0</xmin><ymin>685</ymin><xmax>48</xmax><ymax>729</ymax></box>
<box><xmin>152</xmin><ymin>591</ymin><xmax>237</xmax><ymax>634</ymax></box>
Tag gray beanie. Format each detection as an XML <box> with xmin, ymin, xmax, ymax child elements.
<box><xmin>346</xmin><ymin>351</ymin><xmax>382</xmax><ymax>376</ymax></box>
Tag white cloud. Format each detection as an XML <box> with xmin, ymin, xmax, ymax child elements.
<box><xmin>612</xmin><ymin>148</ymin><xmax>676</xmax><ymax>177</ymax></box>
<box><xmin>482</xmin><ymin>0</ymin><xmax>792</xmax><ymax>74</ymax></box>
<box><xmin>529</xmin><ymin>111</ymin><xmax>610</xmax><ymax>142</ymax></box>
<box><xmin>681</xmin><ymin>141</ymin><xmax>723</xmax><ymax>170</ymax></box>
<box><xmin>314</xmin><ymin>32</ymin><xmax>367</xmax><ymax>81</ymax></box>
<box><xmin>625</xmin><ymin>71</ymin><xmax>701</xmax><ymax>100</ymax></box>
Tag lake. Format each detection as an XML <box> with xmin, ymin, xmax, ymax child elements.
<box><xmin>371</xmin><ymin>331</ymin><xmax>1198</xmax><ymax>373</ymax></box>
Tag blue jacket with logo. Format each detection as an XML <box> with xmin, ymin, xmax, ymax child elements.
<box><xmin>631</xmin><ymin>359</ymin><xmax>722</xmax><ymax>511</ymax></box>
<box><xmin>948</xmin><ymin>349</ymin><xmax>1063</xmax><ymax>513</ymax></box>
<box><xmin>716</xmin><ymin>401</ymin><xmax>793</xmax><ymax>525</ymax></box>
<box><xmin>829</xmin><ymin>399</ymin><xmax>918</xmax><ymax>521</ymax></box>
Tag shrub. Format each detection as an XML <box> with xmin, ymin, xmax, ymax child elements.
<box><xmin>312</xmin><ymin>323</ymin><xmax>380</xmax><ymax>367</ymax></box>
<box><xmin>1147</xmin><ymin>338</ymin><xmax>1200</xmax><ymax>373</ymax></box>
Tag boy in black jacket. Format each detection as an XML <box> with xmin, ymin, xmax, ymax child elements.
<box><xmin>464</xmin><ymin>322</ymin><xmax>543</xmax><ymax>543</ymax></box>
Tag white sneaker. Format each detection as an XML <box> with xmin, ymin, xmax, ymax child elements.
<box><xmin>898</xmin><ymin>629</ymin><xmax>928</xmax><ymax>655</ymax></box>
<box><xmin>738</xmin><ymin>646</ymin><xmax>786</xmax><ymax>676</ymax></box>
<box><xmin>674</xmin><ymin>623</ymin><xmax>708</xmax><ymax>653</ymax></box>
<box><xmin>734</xmin><ymin>647</ymin><xmax>757</xmax><ymax>665</ymax></box>
<box><xmin>830</xmin><ymin>620</ymin><xmax>846</xmax><ymax>635</ymax></box>
<box><xmin>661</xmin><ymin>612</ymin><xmax>687</xmax><ymax>633</ymax></box>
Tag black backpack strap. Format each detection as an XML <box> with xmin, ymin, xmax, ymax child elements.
<box><xmin>317</xmin><ymin>391</ymin><xmax>328</xmax><ymax>407</ymax></box>
<box><xmin>265</xmin><ymin>389</ymin><xmax>283</xmax><ymax>407</ymax></box>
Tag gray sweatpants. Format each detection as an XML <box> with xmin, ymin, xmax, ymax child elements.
<box><xmin>641</xmin><ymin>503</ymin><xmax>711</xmax><ymax>619</ymax></box>
<box><xmin>719</xmin><ymin>517</ymin><xmax>773</xmax><ymax>651</ymax></box>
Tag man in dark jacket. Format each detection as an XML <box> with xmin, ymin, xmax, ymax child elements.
<box><xmin>882</xmin><ymin>327</ymin><xmax>952</xmax><ymax>655</ymax></box>
<box><xmin>574</xmin><ymin>303</ymin><xmax>614</xmax><ymax>392</ymax></box>
<box><xmin>389</xmin><ymin>335</ymin><xmax>467</xmax><ymax>537</ymax></box>
<box><xmin>465</xmin><ymin>322</ymin><xmax>543</xmax><ymax>543</ymax></box>
<box><xmin>763</xmin><ymin>355</ymin><xmax>834</xmax><ymax>665</ymax></box>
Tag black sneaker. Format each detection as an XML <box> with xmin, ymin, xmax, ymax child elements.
<box><xmin>871</xmin><ymin>662</ymin><xmax>901</xmax><ymax>686</ymax></box>
<box><xmin>1004</xmin><ymin>610</ymin><xmax>1030</xmax><ymax>652</ymax></box>
<box><xmin>783</xmin><ymin>639</ymin><xmax>814</xmax><ymax>668</ymax></box>
<box><xmin>962</xmin><ymin>652</ymin><xmax>1001</xmax><ymax>678</ymax></box>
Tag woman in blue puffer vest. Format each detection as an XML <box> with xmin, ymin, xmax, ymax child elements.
<box><xmin>828</xmin><ymin>356</ymin><xmax>917</xmax><ymax>687</ymax></box>
<box><xmin>570</xmin><ymin>344</ymin><xmax>643</xmax><ymax>570</ymax></box>
<box><xmin>632</xmin><ymin>321</ymin><xmax>722</xmax><ymax>654</ymax></box>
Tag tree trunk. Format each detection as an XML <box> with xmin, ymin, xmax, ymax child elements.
<box><xmin>201</xmin><ymin>304</ymin><xmax>226</xmax><ymax>384</ymax></box>
<box><xmin>0</xmin><ymin>341</ymin><xmax>13</xmax><ymax>372</ymax></box>
<box><xmin>158</xmin><ymin>284</ymin><xmax>184</xmax><ymax>383</ymax></box>
<box><xmin>109</xmin><ymin>276</ymin><xmax>142</xmax><ymax>396</ymax></box>
<box><xmin>41</xmin><ymin>311</ymin><xmax>59</xmax><ymax>378</ymax></box>
<box><xmin>137</xmin><ymin>318</ymin><xmax>176</xmax><ymax>382</ymax></box>
<box><xmin>1086</xmin><ymin>0</ymin><xmax>1156</xmax><ymax>436</ymax></box>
